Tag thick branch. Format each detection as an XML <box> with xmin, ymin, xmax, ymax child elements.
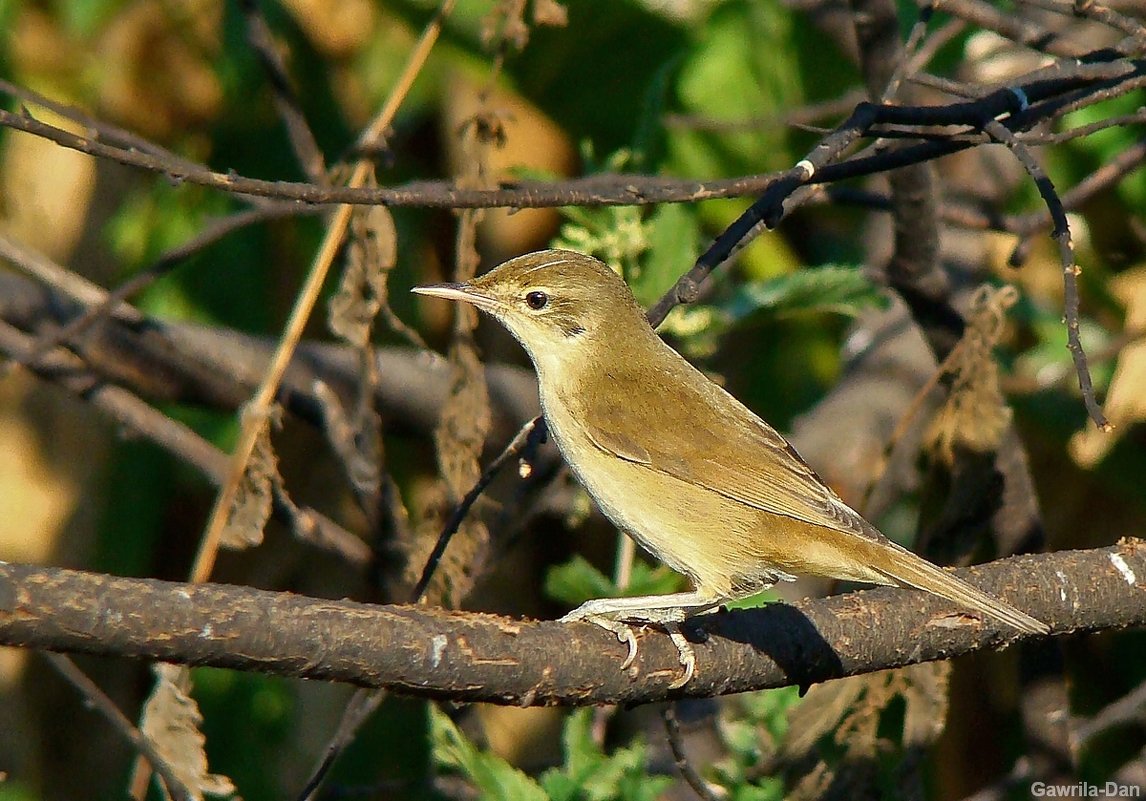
<box><xmin>1</xmin><ymin>543</ymin><xmax>1142</xmax><ymax>707</ymax></box>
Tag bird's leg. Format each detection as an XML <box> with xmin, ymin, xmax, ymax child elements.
<box><xmin>560</xmin><ymin>590</ymin><xmax>724</xmax><ymax>687</ymax></box>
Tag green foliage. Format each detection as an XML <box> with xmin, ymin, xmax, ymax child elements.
<box><xmin>663</xmin><ymin>263</ymin><xmax>886</xmax><ymax>358</ymax></box>
<box><xmin>669</xmin><ymin>0</ymin><xmax>801</xmax><ymax>177</ymax></box>
<box><xmin>50</xmin><ymin>0</ymin><xmax>121</xmax><ymax>36</ymax></box>
<box><xmin>1061</xmin><ymin>93</ymin><xmax>1146</xmax><ymax>210</ymax></box>
<box><xmin>544</xmin><ymin>554</ymin><xmax>686</xmax><ymax>606</ymax></box>
<box><xmin>550</xmin><ymin>147</ymin><xmax>702</xmax><ymax>307</ymax></box>
<box><xmin>193</xmin><ymin>669</ymin><xmax>296</xmax><ymax>801</ymax></box>
<box><xmin>500</xmin><ymin>0</ymin><xmax>690</xmax><ymax>151</ymax></box>
<box><xmin>641</xmin><ymin>202</ymin><xmax>703</xmax><ymax>303</ymax></box>
<box><xmin>540</xmin><ymin>710</ymin><xmax>673</xmax><ymax>801</ymax></box>
<box><xmin>0</xmin><ymin>781</ymin><xmax>38</xmax><ymax>801</ymax></box>
<box><xmin>1011</xmin><ymin>291</ymin><xmax>1115</xmax><ymax>391</ymax></box>
<box><xmin>431</xmin><ymin>706</ymin><xmax>548</xmax><ymax>801</ymax></box>
<box><xmin>431</xmin><ymin>706</ymin><xmax>673</xmax><ymax>801</ymax></box>
<box><xmin>723</xmin><ymin>264</ymin><xmax>889</xmax><ymax>321</ymax></box>
<box><xmin>105</xmin><ymin>185</ymin><xmax>279</xmax><ymax>332</ymax></box>
<box><xmin>707</xmin><ymin>688</ymin><xmax>803</xmax><ymax>800</ymax></box>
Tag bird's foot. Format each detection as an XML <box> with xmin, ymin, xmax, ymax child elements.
<box><xmin>560</xmin><ymin>604</ymin><xmax>697</xmax><ymax>688</ymax></box>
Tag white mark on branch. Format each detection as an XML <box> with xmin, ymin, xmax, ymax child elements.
<box><xmin>201</xmin><ymin>624</ymin><xmax>213</xmax><ymax>638</ymax></box>
<box><xmin>795</xmin><ymin>159</ymin><xmax>815</xmax><ymax>179</ymax></box>
<box><xmin>1055</xmin><ymin>570</ymin><xmax>1069</xmax><ymax>602</ymax></box>
<box><xmin>1109</xmin><ymin>553</ymin><xmax>1138</xmax><ymax>586</ymax></box>
<box><xmin>431</xmin><ymin>634</ymin><xmax>447</xmax><ymax>668</ymax></box>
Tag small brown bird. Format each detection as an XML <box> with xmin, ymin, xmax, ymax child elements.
<box><xmin>414</xmin><ymin>249</ymin><xmax>1049</xmax><ymax>685</ymax></box>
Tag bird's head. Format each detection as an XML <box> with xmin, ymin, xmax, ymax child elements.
<box><xmin>412</xmin><ymin>249</ymin><xmax>649</xmax><ymax>373</ymax></box>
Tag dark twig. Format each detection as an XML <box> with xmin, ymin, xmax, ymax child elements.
<box><xmin>411</xmin><ymin>416</ymin><xmax>546</xmax><ymax>603</ymax></box>
<box><xmin>238</xmin><ymin>0</ymin><xmax>328</xmax><ymax>183</ymax></box>
<box><xmin>0</xmin><ymin>105</ymin><xmax>781</xmax><ymax>207</ymax></box>
<box><xmin>1073</xmin><ymin>677</ymin><xmax>1146</xmax><ymax>747</ymax></box>
<box><xmin>663</xmin><ymin>704</ymin><xmax>723</xmax><ymax>801</ymax></box>
<box><xmin>982</xmin><ymin>118</ymin><xmax>1110</xmax><ymax>429</ymax></box>
<box><xmin>296</xmin><ymin>687</ymin><xmax>388</xmax><ymax>801</ymax></box>
<box><xmin>43</xmin><ymin>653</ymin><xmax>194</xmax><ymax>801</ymax></box>
<box><xmin>0</xmin><ymin>78</ymin><xmax>219</xmax><ymax>180</ymax></box>
<box><xmin>0</xmin><ymin>320</ymin><xmax>371</xmax><ymax>568</ymax></box>
<box><xmin>935</xmin><ymin>0</ymin><xmax>1088</xmax><ymax>58</ymax></box>
<box><xmin>662</xmin><ymin>90</ymin><xmax>867</xmax><ymax>133</ymax></box>
<box><xmin>21</xmin><ymin>202</ymin><xmax>316</xmax><ymax>368</ymax></box>
<box><xmin>1020</xmin><ymin>0</ymin><xmax>1146</xmax><ymax>42</ymax></box>
<box><xmin>645</xmin><ymin>97</ymin><xmax>878</xmax><ymax>327</ymax></box>
<box><xmin>1009</xmin><ymin>136</ymin><xmax>1146</xmax><ymax>263</ymax></box>
<box><xmin>2</xmin><ymin>57</ymin><xmax>1141</xmax><ymax>212</ymax></box>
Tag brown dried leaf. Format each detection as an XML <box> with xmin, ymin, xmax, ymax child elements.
<box><xmin>532</xmin><ymin>0</ymin><xmax>568</xmax><ymax>27</ymax></box>
<box><xmin>140</xmin><ymin>664</ymin><xmax>235</xmax><ymax>800</ymax></box>
<box><xmin>780</xmin><ymin>676</ymin><xmax>866</xmax><ymax>762</ymax></box>
<box><xmin>329</xmin><ymin>203</ymin><xmax>395</xmax><ymax>348</ymax></box>
<box><xmin>900</xmin><ymin>661</ymin><xmax>951</xmax><ymax>747</ymax></box>
<box><xmin>221</xmin><ymin>408</ymin><xmax>281</xmax><ymax>550</ymax></box>
<box><xmin>780</xmin><ymin>665</ymin><xmax>951</xmax><ymax>800</ymax></box>
<box><xmin>419</xmin><ymin>206</ymin><xmax>493</xmax><ymax>606</ymax></box>
<box><xmin>926</xmin><ymin>284</ymin><xmax>1018</xmax><ymax>464</ymax></box>
<box><xmin>482</xmin><ymin>0</ymin><xmax>529</xmax><ymax>50</ymax></box>
<box><xmin>314</xmin><ymin>379</ymin><xmax>380</xmax><ymax>502</ymax></box>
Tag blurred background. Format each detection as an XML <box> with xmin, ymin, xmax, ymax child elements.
<box><xmin>1</xmin><ymin>0</ymin><xmax>1145</xmax><ymax>799</ymax></box>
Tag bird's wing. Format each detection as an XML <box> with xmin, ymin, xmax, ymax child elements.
<box><xmin>573</xmin><ymin>361</ymin><xmax>882</xmax><ymax>542</ymax></box>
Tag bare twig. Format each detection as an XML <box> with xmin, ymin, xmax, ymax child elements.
<box><xmin>43</xmin><ymin>653</ymin><xmax>194</xmax><ymax>801</ymax></box>
<box><xmin>0</xmin><ymin>320</ymin><xmax>370</xmax><ymax>567</ymax></box>
<box><xmin>239</xmin><ymin>0</ymin><xmax>328</xmax><ymax>183</ymax></box>
<box><xmin>21</xmin><ymin>202</ymin><xmax>317</xmax><ymax>368</ymax></box>
<box><xmin>982</xmin><ymin>118</ymin><xmax>1110</xmax><ymax>429</ymax></box>
<box><xmin>663</xmin><ymin>704</ymin><xmax>723</xmax><ymax>801</ymax></box>
<box><xmin>411</xmin><ymin>417</ymin><xmax>546</xmax><ymax>602</ymax></box>
<box><xmin>1</xmin><ymin>56</ymin><xmax>1140</xmax><ymax>212</ymax></box>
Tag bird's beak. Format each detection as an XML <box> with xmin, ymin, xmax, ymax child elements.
<box><xmin>411</xmin><ymin>282</ymin><xmax>499</xmax><ymax>313</ymax></box>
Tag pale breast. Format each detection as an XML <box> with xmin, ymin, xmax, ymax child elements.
<box><xmin>541</xmin><ymin>391</ymin><xmax>769</xmax><ymax>597</ymax></box>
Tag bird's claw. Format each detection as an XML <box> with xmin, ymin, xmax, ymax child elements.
<box><xmin>666</xmin><ymin>625</ymin><xmax>696</xmax><ymax>689</ymax></box>
<box><xmin>614</xmin><ymin>624</ymin><xmax>638</xmax><ymax>670</ymax></box>
<box><xmin>561</xmin><ymin>612</ymin><xmax>697</xmax><ymax>687</ymax></box>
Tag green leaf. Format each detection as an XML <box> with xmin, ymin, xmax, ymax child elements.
<box><xmin>540</xmin><ymin>710</ymin><xmax>674</xmax><ymax>801</ymax></box>
<box><xmin>544</xmin><ymin>555</ymin><xmax>686</xmax><ymax>606</ymax></box>
<box><xmin>544</xmin><ymin>555</ymin><xmax>617</xmax><ymax>604</ymax></box>
<box><xmin>430</xmin><ymin>706</ymin><xmax>547</xmax><ymax>801</ymax></box>
<box><xmin>669</xmin><ymin>0</ymin><xmax>801</xmax><ymax>178</ymax></box>
<box><xmin>638</xmin><ymin>203</ymin><xmax>701</xmax><ymax>306</ymax></box>
<box><xmin>723</xmin><ymin>264</ymin><xmax>888</xmax><ymax>322</ymax></box>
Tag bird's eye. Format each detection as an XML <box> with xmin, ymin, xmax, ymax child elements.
<box><xmin>525</xmin><ymin>291</ymin><xmax>549</xmax><ymax>310</ymax></box>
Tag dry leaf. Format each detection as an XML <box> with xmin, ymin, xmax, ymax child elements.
<box><xmin>314</xmin><ymin>379</ymin><xmax>380</xmax><ymax>502</ymax></box>
<box><xmin>780</xmin><ymin>664</ymin><xmax>951</xmax><ymax>801</ymax></box>
<box><xmin>926</xmin><ymin>284</ymin><xmax>1018</xmax><ymax>464</ymax></box>
<box><xmin>221</xmin><ymin>407</ymin><xmax>281</xmax><ymax>550</ymax></box>
<box><xmin>900</xmin><ymin>661</ymin><xmax>951</xmax><ymax>747</ymax></box>
<box><xmin>532</xmin><ymin>0</ymin><xmax>568</xmax><ymax>27</ymax></box>
<box><xmin>140</xmin><ymin>664</ymin><xmax>235</xmax><ymax>800</ymax></box>
<box><xmin>329</xmin><ymin>202</ymin><xmax>395</xmax><ymax>348</ymax></box>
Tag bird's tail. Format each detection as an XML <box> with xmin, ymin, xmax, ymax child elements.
<box><xmin>866</xmin><ymin>540</ymin><xmax>1049</xmax><ymax>635</ymax></box>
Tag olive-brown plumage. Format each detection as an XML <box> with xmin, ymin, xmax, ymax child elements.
<box><xmin>414</xmin><ymin>249</ymin><xmax>1048</xmax><ymax>683</ymax></box>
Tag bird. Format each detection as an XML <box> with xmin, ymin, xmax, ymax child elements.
<box><xmin>413</xmin><ymin>249</ymin><xmax>1049</xmax><ymax>686</ymax></box>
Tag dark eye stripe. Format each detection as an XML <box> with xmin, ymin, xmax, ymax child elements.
<box><xmin>525</xmin><ymin>291</ymin><xmax>548</xmax><ymax>310</ymax></box>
